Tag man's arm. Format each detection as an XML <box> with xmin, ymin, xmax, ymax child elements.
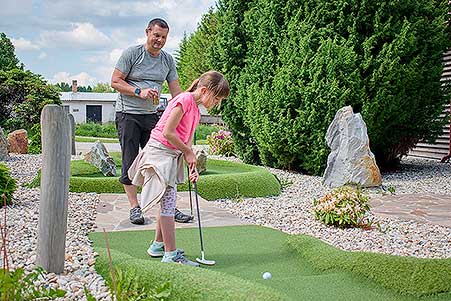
<box><xmin>168</xmin><ymin>79</ymin><xmax>183</xmax><ymax>98</ymax></box>
<box><xmin>111</xmin><ymin>68</ymin><xmax>157</xmax><ymax>99</ymax></box>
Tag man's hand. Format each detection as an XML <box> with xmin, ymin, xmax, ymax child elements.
<box><xmin>139</xmin><ymin>88</ymin><xmax>159</xmax><ymax>100</ymax></box>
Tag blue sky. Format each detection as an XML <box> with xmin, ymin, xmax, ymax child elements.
<box><xmin>0</xmin><ymin>0</ymin><xmax>216</xmax><ymax>86</ymax></box>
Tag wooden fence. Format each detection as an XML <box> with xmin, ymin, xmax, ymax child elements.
<box><xmin>409</xmin><ymin>49</ymin><xmax>451</xmax><ymax>161</ymax></box>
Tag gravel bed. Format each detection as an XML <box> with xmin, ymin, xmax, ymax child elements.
<box><xmin>2</xmin><ymin>154</ymin><xmax>111</xmax><ymax>300</ymax></box>
<box><xmin>213</xmin><ymin>156</ymin><xmax>451</xmax><ymax>259</ymax></box>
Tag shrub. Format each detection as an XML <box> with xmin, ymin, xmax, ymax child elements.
<box><xmin>28</xmin><ymin>123</ymin><xmax>41</xmax><ymax>154</ymax></box>
<box><xmin>0</xmin><ymin>163</ymin><xmax>16</xmax><ymax>206</ymax></box>
<box><xmin>75</xmin><ymin>122</ymin><xmax>117</xmax><ymax>138</ymax></box>
<box><xmin>206</xmin><ymin>130</ymin><xmax>234</xmax><ymax>156</ymax></box>
<box><xmin>0</xmin><ymin>267</ymin><xmax>66</xmax><ymax>300</ymax></box>
<box><xmin>195</xmin><ymin>124</ymin><xmax>222</xmax><ymax>141</ymax></box>
<box><xmin>209</xmin><ymin>0</ymin><xmax>451</xmax><ymax>173</ymax></box>
<box><xmin>313</xmin><ymin>186</ymin><xmax>370</xmax><ymax>227</ymax></box>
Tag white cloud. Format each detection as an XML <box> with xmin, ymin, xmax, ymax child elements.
<box><xmin>11</xmin><ymin>37</ymin><xmax>40</xmax><ymax>51</ymax></box>
<box><xmin>38</xmin><ymin>52</ymin><xmax>47</xmax><ymax>59</ymax></box>
<box><xmin>0</xmin><ymin>0</ymin><xmax>32</xmax><ymax>16</ymax></box>
<box><xmin>40</xmin><ymin>23</ymin><xmax>111</xmax><ymax>50</ymax></box>
<box><xmin>50</xmin><ymin>71</ymin><xmax>98</xmax><ymax>87</ymax></box>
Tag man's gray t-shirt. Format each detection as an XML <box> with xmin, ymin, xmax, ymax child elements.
<box><xmin>115</xmin><ymin>45</ymin><xmax>178</xmax><ymax>114</ymax></box>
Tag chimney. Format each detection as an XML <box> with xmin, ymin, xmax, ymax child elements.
<box><xmin>72</xmin><ymin>80</ymin><xmax>78</xmax><ymax>93</ymax></box>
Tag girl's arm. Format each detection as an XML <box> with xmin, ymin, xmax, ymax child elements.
<box><xmin>163</xmin><ymin>106</ymin><xmax>198</xmax><ymax>181</ymax></box>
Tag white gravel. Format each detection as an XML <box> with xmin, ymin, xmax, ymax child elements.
<box><xmin>2</xmin><ymin>154</ymin><xmax>111</xmax><ymax>300</ymax></box>
<box><xmin>213</xmin><ymin>156</ymin><xmax>451</xmax><ymax>259</ymax></box>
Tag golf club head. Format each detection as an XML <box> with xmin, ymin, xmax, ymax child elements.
<box><xmin>196</xmin><ymin>257</ymin><xmax>216</xmax><ymax>266</ymax></box>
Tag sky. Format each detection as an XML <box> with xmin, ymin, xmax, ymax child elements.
<box><xmin>0</xmin><ymin>0</ymin><xmax>217</xmax><ymax>86</ymax></box>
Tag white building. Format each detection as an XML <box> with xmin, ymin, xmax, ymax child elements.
<box><xmin>60</xmin><ymin>80</ymin><xmax>172</xmax><ymax>124</ymax></box>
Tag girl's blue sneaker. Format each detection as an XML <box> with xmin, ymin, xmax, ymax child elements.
<box><xmin>147</xmin><ymin>241</ymin><xmax>184</xmax><ymax>257</ymax></box>
<box><xmin>161</xmin><ymin>252</ymin><xmax>200</xmax><ymax>267</ymax></box>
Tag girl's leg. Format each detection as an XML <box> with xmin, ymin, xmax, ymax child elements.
<box><xmin>159</xmin><ymin>186</ymin><xmax>177</xmax><ymax>252</ymax></box>
<box><xmin>154</xmin><ymin>212</ymin><xmax>163</xmax><ymax>242</ymax></box>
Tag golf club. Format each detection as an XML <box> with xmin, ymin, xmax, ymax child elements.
<box><xmin>192</xmin><ymin>181</ymin><xmax>216</xmax><ymax>266</ymax></box>
<box><xmin>187</xmin><ymin>166</ymin><xmax>193</xmax><ymax>217</ymax></box>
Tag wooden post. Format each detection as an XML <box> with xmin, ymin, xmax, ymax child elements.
<box><xmin>68</xmin><ymin>113</ymin><xmax>76</xmax><ymax>155</ymax></box>
<box><xmin>36</xmin><ymin>105</ymin><xmax>71</xmax><ymax>274</ymax></box>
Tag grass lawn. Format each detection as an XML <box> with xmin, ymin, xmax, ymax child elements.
<box><xmin>28</xmin><ymin>152</ymin><xmax>281</xmax><ymax>200</ymax></box>
<box><xmin>75</xmin><ymin>136</ymin><xmax>119</xmax><ymax>143</ymax></box>
<box><xmin>89</xmin><ymin>225</ymin><xmax>451</xmax><ymax>300</ymax></box>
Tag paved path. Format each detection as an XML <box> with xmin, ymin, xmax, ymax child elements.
<box><xmin>94</xmin><ymin>191</ymin><xmax>246</xmax><ymax>232</ymax></box>
<box><xmin>371</xmin><ymin>193</ymin><xmax>451</xmax><ymax>228</ymax></box>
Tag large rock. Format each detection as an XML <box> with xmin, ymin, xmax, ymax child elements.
<box><xmin>196</xmin><ymin>149</ymin><xmax>208</xmax><ymax>174</ymax></box>
<box><xmin>7</xmin><ymin>129</ymin><xmax>28</xmax><ymax>154</ymax></box>
<box><xmin>0</xmin><ymin>127</ymin><xmax>9</xmax><ymax>160</ymax></box>
<box><xmin>323</xmin><ymin>106</ymin><xmax>382</xmax><ymax>188</ymax></box>
<box><xmin>84</xmin><ymin>141</ymin><xmax>116</xmax><ymax>176</ymax></box>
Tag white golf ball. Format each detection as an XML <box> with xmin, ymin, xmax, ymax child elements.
<box><xmin>262</xmin><ymin>272</ymin><xmax>272</xmax><ymax>280</ymax></box>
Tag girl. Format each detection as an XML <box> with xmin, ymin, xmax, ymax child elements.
<box><xmin>128</xmin><ymin>71</ymin><xmax>230</xmax><ymax>266</ymax></box>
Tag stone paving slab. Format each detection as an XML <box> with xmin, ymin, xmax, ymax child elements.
<box><xmin>94</xmin><ymin>192</ymin><xmax>246</xmax><ymax>232</ymax></box>
<box><xmin>370</xmin><ymin>193</ymin><xmax>451</xmax><ymax>228</ymax></box>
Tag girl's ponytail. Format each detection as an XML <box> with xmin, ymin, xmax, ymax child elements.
<box><xmin>186</xmin><ymin>78</ymin><xmax>200</xmax><ymax>92</ymax></box>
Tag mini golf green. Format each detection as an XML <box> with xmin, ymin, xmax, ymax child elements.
<box><xmin>28</xmin><ymin>153</ymin><xmax>281</xmax><ymax>200</ymax></box>
<box><xmin>89</xmin><ymin>225</ymin><xmax>451</xmax><ymax>300</ymax></box>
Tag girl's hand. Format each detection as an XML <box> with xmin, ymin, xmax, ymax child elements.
<box><xmin>184</xmin><ymin>149</ymin><xmax>197</xmax><ymax>177</ymax></box>
<box><xmin>189</xmin><ymin>167</ymin><xmax>199</xmax><ymax>183</ymax></box>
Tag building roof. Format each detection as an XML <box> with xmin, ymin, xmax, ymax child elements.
<box><xmin>60</xmin><ymin>92</ymin><xmax>118</xmax><ymax>102</ymax></box>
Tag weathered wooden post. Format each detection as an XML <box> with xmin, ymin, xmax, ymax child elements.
<box><xmin>36</xmin><ymin>105</ymin><xmax>71</xmax><ymax>273</ymax></box>
<box><xmin>68</xmin><ymin>113</ymin><xmax>76</xmax><ymax>155</ymax></box>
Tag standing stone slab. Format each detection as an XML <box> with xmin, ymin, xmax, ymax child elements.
<box><xmin>37</xmin><ymin>105</ymin><xmax>71</xmax><ymax>274</ymax></box>
<box><xmin>323</xmin><ymin>106</ymin><xmax>382</xmax><ymax>188</ymax></box>
<box><xmin>68</xmin><ymin>113</ymin><xmax>76</xmax><ymax>155</ymax></box>
<box><xmin>84</xmin><ymin>141</ymin><xmax>116</xmax><ymax>176</ymax></box>
<box><xmin>0</xmin><ymin>127</ymin><xmax>9</xmax><ymax>161</ymax></box>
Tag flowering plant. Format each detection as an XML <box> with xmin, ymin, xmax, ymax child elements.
<box><xmin>206</xmin><ymin>130</ymin><xmax>234</xmax><ymax>156</ymax></box>
<box><xmin>313</xmin><ymin>186</ymin><xmax>370</xmax><ymax>227</ymax></box>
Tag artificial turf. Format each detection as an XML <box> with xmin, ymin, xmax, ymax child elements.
<box><xmin>28</xmin><ymin>153</ymin><xmax>281</xmax><ymax>200</ymax></box>
<box><xmin>89</xmin><ymin>225</ymin><xmax>451</xmax><ymax>300</ymax></box>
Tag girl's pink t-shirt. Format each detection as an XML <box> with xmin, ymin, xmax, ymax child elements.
<box><xmin>150</xmin><ymin>92</ymin><xmax>200</xmax><ymax>149</ymax></box>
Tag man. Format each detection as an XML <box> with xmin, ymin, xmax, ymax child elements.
<box><xmin>111</xmin><ymin>18</ymin><xmax>192</xmax><ymax>224</ymax></box>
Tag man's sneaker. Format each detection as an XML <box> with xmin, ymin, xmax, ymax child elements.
<box><xmin>174</xmin><ymin>208</ymin><xmax>193</xmax><ymax>223</ymax></box>
<box><xmin>129</xmin><ymin>206</ymin><xmax>145</xmax><ymax>225</ymax></box>
<box><xmin>147</xmin><ymin>241</ymin><xmax>184</xmax><ymax>257</ymax></box>
<box><xmin>161</xmin><ymin>252</ymin><xmax>200</xmax><ymax>267</ymax></box>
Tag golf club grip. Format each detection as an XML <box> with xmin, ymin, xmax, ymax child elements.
<box><xmin>193</xmin><ymin>182</ymin><xmax>205</xmax><ymax>252</ymax></box>
<box><xmin>187</xmin><ymin>166</ymin><xmax>193</xmax><ymax>216</ymax></box>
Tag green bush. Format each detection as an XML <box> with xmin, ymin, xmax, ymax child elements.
<box><xmin>75</xmin><ymin>122</ymin><xmax>118</xmax><ymax>138</ymax></box>
<box><xmin>208</xmin><ymin>0</ymin><xmax>451</xmax><ymax>173</ymax></box>
<box><xmin>28</xmin><ymin>123</ymin><xmax>41</xmax><ymax>154</ymax></box>
<box><xmin>195</xmin><ymin>124</ymin><xmax>222</xmax><ymax>140</ymax></box>
<box><xmin>0</xmin><ymin>163</ymin><xmax>16</xmax><ymax>206</ymax></box>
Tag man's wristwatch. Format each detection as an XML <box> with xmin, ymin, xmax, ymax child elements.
<box><xmin>134</xmin><ymin>87</ymin><xmax>141</xmax><ymax>96</ymax></box>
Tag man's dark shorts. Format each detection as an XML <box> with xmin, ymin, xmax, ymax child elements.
<box><xmin>115</xmin><ymin>112</ymin><xmax>159</xmax><ymax>185</ymax></box>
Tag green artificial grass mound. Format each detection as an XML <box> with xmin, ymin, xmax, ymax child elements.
<box><xmin>28</xmin><ymin>153</ymin><xmax>281</xmax><ymax>200</ymax></box>
<box><xmin>287</xmin><ymin>234</ymin><xmax>451</xmax><ymax>297</ymax></box>
<box><xmin>94</xmin><ymin>247</ymin><xmax>285</xmax><ymax>300</ymax></box>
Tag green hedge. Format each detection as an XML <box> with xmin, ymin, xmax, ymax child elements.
<box><xmin>207</xmin><ymin>0</ymin><xmax>451</xmax><ymax>173</ymax></box>
<box><xmin>287</xmin><ymin>234</ymin><xmax>451</xmax><ymax>297</ymax></box>
<box><xmin>75</xmin><ymin>122</ymin><xmax>117</xmax><ymax>138</ymax></box>
<box><xmin>28</xmin><ymin>154</ymin><xmax>281</xmax><ymax>200</ymax></box>
<box><xmin>0</xmin><ymin>163</ymin><xmax>16</xmax><ymax>206</ymax></box>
